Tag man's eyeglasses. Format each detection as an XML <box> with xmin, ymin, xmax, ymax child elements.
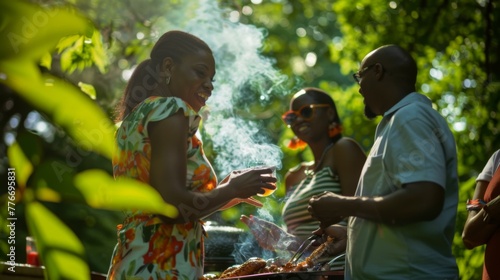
<box><xmin>353</xmin><ymin>64</ymin><xmax>376</xmax><ymax>84</ymax></box>
<box><xmin>281</xmin><ymin>104</ymin><xmax>330</xmax><ymax>125</ymax></box>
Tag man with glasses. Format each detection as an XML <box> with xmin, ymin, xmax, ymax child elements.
<box><xmin>308</xmin><ymin>45</ymin><xmax>459</xmax><ymax>279</ymax></box>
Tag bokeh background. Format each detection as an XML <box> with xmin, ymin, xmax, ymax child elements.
<box><xmin>0</xmin><ymin>0</ymin><xmax>498</xmax><ymax>279</ymax></box>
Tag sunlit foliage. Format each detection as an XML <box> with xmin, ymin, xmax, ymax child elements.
<box><xmin>0</xmin><ymin>1</ymin><xmax>177</xmax><ymax>277</ymax></box>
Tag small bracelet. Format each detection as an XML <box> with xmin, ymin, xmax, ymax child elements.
<box><xmin>466</xmin><ymin>199</ymin><xmax>486</xmax><ymax>211</ymax></box>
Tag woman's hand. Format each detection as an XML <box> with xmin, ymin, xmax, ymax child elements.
<box><xmin>241</xmin><ymin>215</ymin><xmax>296</xmax><ymax>251</ymax></box>
<box><xmin>222</xmin><ymin>167</ymin><xmax>277</xmax><ymax>198</ymax></box>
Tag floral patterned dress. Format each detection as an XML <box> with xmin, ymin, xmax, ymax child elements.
<box><xmin>107</xmin><ymin>96</ymin><xmax>217</xmax><ymax>280</ymax></box>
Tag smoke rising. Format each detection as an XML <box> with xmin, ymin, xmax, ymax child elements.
<box><xmin>158</xmin><ymin>0</ymin><xmax>293</xmax><ymax>264</ymax></box>
<box><xmin>177</xmin><ymin>0</ymin><xmax>288</xmax><ymax>175</ymax></box>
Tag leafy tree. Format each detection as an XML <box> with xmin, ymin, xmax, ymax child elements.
<box><xmin>0</xmin><ymin>1</ymin><xmax>177</xmax><ymax>278</ymax></box>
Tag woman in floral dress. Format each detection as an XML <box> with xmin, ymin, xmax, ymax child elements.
<box><xmin>106</xmin><ymin>30</ymin><xmax>276</xmax><ymax>280</ymax></box>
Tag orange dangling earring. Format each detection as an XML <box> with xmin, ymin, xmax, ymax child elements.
<box><xmin>287</xmin><ymin>136</ymin><xmax>307</xmax><ymax>150</ymax></box>
<box><xmin>328</xmin><ymin>122</ymin><xmax>343</xmax><ymax>138</ymax></box>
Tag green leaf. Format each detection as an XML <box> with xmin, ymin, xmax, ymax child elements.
<box><xmin>88</xmin><ymin>30</ymin><xmax>108</xmax><ymax>73</ymax></box>
<box><xmin>55</xmin><ymin>30</ymin><xmax>108</xmax><ymax>74</ymax></box>
<box><xmin>78</xmin><ymin>82</ymin><xmax>97</xmax><ymax>100</ymax></box>
<box><xmin>73</xmin><ymin>169</ymin><xmax>178</xmax><ymax>218</ymax></box>
<box><xmin>39</xmin><ymin>52</ymin><xmax>52</xmax><ymax>70</ymax></box>
<box><xmin>0</xmin><ymin>1</ymin><xmax>94</xmax><ymax>61</ymax></box>
<box><xmin>59</xmin><ymin>37</ymin><xmax>84</xmax><ymax>73</ymax></box>
<box><xmin>6</xmin><ymin>141</ymin><xmax>34</xmax><ymax>189</ymax></box>
<box><xmin>26</xmin><ymin>202</ymin><xmax>89</xmax><ymax>280</ymax></box>
<box><xmin>0</xmin><ymin>59</ymin><xmax>115</xmax><ymax>159</ymax></box>
<box><xmin>56</xmin><ymin>35</ymin><xmax>82</xmax><ymax>54</ymax></box>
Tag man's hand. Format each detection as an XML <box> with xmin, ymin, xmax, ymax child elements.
<box><xmin>312</xmin><ymin>225</ymin><xmax>347</xmax><ymax>256</ymax></box>
<box><xmin>308</xmin><ymin>192</ymin><xmax>346</xmax><ymax>228</ymax></box>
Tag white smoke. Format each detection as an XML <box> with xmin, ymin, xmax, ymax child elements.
<box><xmin>179</xmin><ymin>0</ymin><xmax>288</xmax><ymax>175</ymax></box>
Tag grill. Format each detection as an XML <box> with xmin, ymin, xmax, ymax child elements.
<box><xmin>204</xmin><ymin>222</ymin><xmax>243</xmax><ymax>272</ymax></box>
<box><xmin>220</xmin><ymin>271</ymin><xmax>344</xmax><ymax>280</ymax></box>
<box><xmin>203</xmin><ymin>221</ymin><xmax>344</xmax><ymax>279</ymax></box>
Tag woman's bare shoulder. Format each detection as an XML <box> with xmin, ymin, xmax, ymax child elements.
<box><xmin>332</xmin><ymin>137</ymin><xmax>366</xmax><ymax>156</ymax></box>
<box><xmin>285</xmin><ymin>162</ymin><xmax>310</xmax><ymax>188</ymax></box>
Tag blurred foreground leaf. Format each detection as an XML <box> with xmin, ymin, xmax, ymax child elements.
<box><xmin>0</xmin><ymin>0</ymin><xmax>114</xmax><ymax>159</ymax></box>
<box><xmin>30</xmin><ymin>162</ymin><xmax>179</xmax><ymax>221</ymax></box>
<box><xmin>0</xmin><ymin>1</ymin><xmax>93</xmax><ymax>60</ymax></box>
<box><xmin>0</xmin><ymin>59</ymin><xmax>115</xmax><ymax>159</ymax></box>
<box><xmin>74</xmin><ymin>169</ymin><xmax>179</xmax><ymax>218</ymax></box>
<box><xmin>6</xmin><ymin>142</ymin><xmax>33</xmax><ymax>189</ymax></box>
<box><xmin>26</xmin><ymin>202</ymin><xmax>89</xmax><ymax>280</ymax></box>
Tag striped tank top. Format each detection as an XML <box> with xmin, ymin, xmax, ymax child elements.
<box><xmin>282</xmin><ymin>166</ymin><xmax>342</xmax><ymax>238</ymax></box>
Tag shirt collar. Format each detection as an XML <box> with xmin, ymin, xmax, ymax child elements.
<box><xmin>383</xmin><ymin>92</ymin><xmax>432</xmax><ymax>118</ymax></box>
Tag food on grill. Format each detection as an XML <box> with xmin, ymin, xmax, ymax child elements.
<box><xmin>215</xmin><ymin>237</ymin><xmax>335</xmax><ymax>278</ymax></box>
<box><xmin>300</xmin><ymin>236</ymin><xmax>333</xmax><ymax>268</ymax></box>
<box><xmin>219</xmin><ymin>257</ymin><xmax>267</xmax><ymax>278</ymax></box>
<box><xmin>201</xmin><ymin>273</ymin><xmax>219</xmax><ymax>280</ymax></box>
<box><xmin>218</xmin><ymin>266</ymin><xmax>238</xmax><ymax>279</ymax></box>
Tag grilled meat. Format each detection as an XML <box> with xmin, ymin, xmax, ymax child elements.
<box><xmin>219</xmin><ymin>257</ymin><xmax>267</xmax><ymax>278</ymax></box>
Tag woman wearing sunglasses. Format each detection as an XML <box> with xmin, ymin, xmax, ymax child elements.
<box><xmin>242</xmin><ymin>87</ymin><xmax>366</xmax><ymax>266</ymax></box>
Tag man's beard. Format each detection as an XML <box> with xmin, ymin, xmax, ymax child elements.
<box><xmin>364</xmin><ymin>105</ymin><xmax>377</xmax><ymax>120</ymax></box>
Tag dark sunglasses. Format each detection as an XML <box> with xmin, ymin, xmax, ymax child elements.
<box><xmin>281</xmin><ymin>104</ymin><xmax>330</xmax><ymax>125</ymax></box>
